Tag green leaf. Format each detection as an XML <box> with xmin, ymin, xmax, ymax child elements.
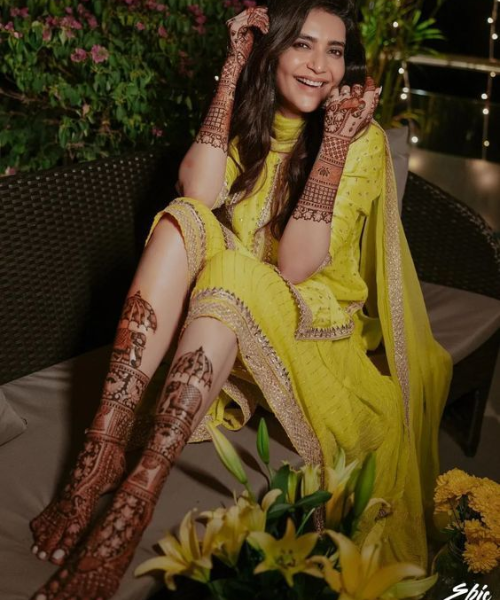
<box><xmin>269</xmin><ymin>463</ymin><xmax>291</xmax><ymax>499</ymax></box>
<box><xmin>266</xmin><ymin>502</ymin><xmax>292</xmax><ymax>521</ymax></box>
<box><xmin>294</xmin><ymin>490</ymin><xmax>332</xmax><ymax>511</ymax></box>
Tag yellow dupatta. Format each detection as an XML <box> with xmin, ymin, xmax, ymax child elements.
<box><xmin>360</xmin><ymin>123</ymin><xmax>453</xmax><ymax>523</ymax></box>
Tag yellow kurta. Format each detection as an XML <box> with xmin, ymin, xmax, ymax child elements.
<box><xmin>145</xmin><ymin>111</ymin><xmax>452</xmax><ymax>569</ymax></box>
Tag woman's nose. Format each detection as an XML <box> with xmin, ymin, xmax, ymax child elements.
<box><xmin>307</xmin><ymin>49</ymin><xmax>326</xmax><ymax>73</ymax></box>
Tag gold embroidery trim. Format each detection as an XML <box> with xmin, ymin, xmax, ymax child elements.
<box><xmin>253</xmin><ymin>158</ymin><xmax>283</xmax><ymax>259</ymax></box>
<box><xmin>379</xmin><ymin>125</ymin><xmax>411</xmax><ymax>428</ymax></box>
<box><xmin>183</xmin><ymin>287</ymin><xmax>324</xmax><ymax>466</ymax></box>
<box><xmin>277</xmin><ymin>268</ymin><xmax>361</xmax><ymax>341</ymax></box>
<box><xmin>162</xmin><ymin>199</ymin><xmax>207</xmax><ymax>285</ymax></box>
<box><xmin>213</xmin><ymin>178</ymin><xmax>230</xmax><ymax>210</ymax></box>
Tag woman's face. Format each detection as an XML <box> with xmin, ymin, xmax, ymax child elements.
<box><xmin>275</xmin><ymin>8</ymin><xmax>346</xmax><ymax>119</ymax></box>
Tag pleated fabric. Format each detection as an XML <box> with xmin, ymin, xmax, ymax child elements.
<box><xmin>143</xmin><ymin>112</ymin><xmax>452</xmax><ymax>569</ymax></box>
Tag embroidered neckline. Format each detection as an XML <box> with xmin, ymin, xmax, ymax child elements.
<box><xmin>271</xmin><ymin>111</ymin><xmax>306</xmax><ymax>153</ymax></box>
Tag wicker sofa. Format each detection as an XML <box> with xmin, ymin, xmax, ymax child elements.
<box><xmin>1</xmin><ymin>149</ymin><xmax>500</xmax><ymax>600</ymax></box>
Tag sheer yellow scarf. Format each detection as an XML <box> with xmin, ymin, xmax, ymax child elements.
<box><xmin>360</xmin><ymin>126</ymin><xmax>453</xmax><ymax>522</ymax></box>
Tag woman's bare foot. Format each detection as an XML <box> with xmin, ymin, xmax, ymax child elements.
<box><xmin>31</xmin><ymin>359</ymin><xmax>150</xmax><ymax>565</ymax></box>
<box><xmin>30</xmin><ymin>434</ymin><xmax>128</xmax><ymax>565</ymax></box>
<box><xmin>32</xmin><ymin>480</ymin><xmax>157</xmax><ymax>600</ymax></box>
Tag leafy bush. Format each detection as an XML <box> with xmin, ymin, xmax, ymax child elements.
<box><xmin>0</xmin><ymin>0</ymin><xmax>254</xmax><ymax>174</ymax></box>
<box><xmin>0</xmin><ymin>0</ymin><xmax>443</xmax><ymax>175</ymax></box>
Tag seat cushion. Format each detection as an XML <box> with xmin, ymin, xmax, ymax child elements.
<box><xmin>421</xmin><ymin>281</ymin><xmax>500</xmax><ymax>364</ymax></box>
<box><xmin>0</xmin><ymin>346</ymin><xmax>299</xmax><ymax>600</ymax></box>
<box><xmin>0</xmin><ymin>389</ymin><xmax>27</xmax><ymax>446</ymax></box>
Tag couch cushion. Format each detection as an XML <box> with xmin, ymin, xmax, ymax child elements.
<box><xmin>0</xmin><ymin>389</ymin><xmax>27</xmax><ymax>446</ymax></box>
<box><xmin>0</xmin><ymin>346</ymin><xmax>299</xmax><ymax>600</ymax></box>
<box><xmin>421</xmin><ymin>281</ymin><xmax>500</xmax><ymax>364</ymax></box>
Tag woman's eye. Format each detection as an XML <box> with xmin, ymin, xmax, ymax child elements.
<box><xmin>330</xmin><ymin>49</ymin><xmax>344</xmax><ymax>57</ymax></box>
<box><xmin>293</xmin><ymin>42</ymin><xmax>309</xmax><ymax>49</ymax></box>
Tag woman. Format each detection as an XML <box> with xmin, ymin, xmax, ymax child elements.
<box><xmin>31</xmin><ymin>1</ymin><xmax>452</xmax><ymax>598</ymax></box>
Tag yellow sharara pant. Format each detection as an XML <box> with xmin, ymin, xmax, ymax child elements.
<box><xmin>145</xmin><ymin>194</ymin><xmax>428</xmax><ymax>568</ymax></box>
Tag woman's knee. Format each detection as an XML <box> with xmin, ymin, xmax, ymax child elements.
<box><xmin>147</xmin><ymin>197</ymin><xmax>226</xmax><ymax>284</ymax></box>
<box><xmin>195</xmin><ymin>250</ymin><xmax>273</xmax><ymax>300</ymax></box>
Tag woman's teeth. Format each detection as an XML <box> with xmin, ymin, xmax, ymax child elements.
<box><xmin>296</xmin><ymin>77</ymin><xmax>324</xmax><ymax>88</ymax></box>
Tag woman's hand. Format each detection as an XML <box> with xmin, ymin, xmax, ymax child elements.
<box><xmin>226</xmin><ymin>6</ymin><xmax>269</xmax><ymax>68</ymax></box>
<box><xmin>323</xmin><ymin>77</ymin><xmax>381</xmax><ymax>140</ymax></box>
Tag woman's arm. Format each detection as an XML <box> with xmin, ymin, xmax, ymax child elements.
<box><xmin>178</xmin><ymin>7</ymin><xmax>269</xmax><ymax>208</ymax></box>
<box><xmin>278</xmin><ymin>79</ymin><xmax>380</xmax><ymax>284</ymax></box>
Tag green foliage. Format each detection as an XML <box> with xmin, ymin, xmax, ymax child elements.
<box><xmin>358</xmin><ymin>0</ymin><xmax>447</xmax><ymax>128</ymax></box>
<box><xmin>0</xmin><ymin>0</ymin><xmax>445</xmax><ymax>174</ymax></box>
<box><xmin>0</xmin><ymin>0</ymin><xmax>243</xmax><ymax>174</ymax></box>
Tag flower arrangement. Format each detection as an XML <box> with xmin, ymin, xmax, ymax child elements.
<box><xmin>135</xmin><ymin>418</ymin><xmax>437</xmax><ymax>599</ymax></box>
<box><xmin>433</xmin><ymin>468</ymin><xmax>500</xmax><ymax>575</ymax></box>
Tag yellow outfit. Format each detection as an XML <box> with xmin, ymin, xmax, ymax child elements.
<box><xmin>145</xmin><ymin>111</ymin><xmax>452</xmax><ymax>568</ymax></box>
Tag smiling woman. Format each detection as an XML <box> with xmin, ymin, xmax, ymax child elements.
<box><xmin>29</xmin><ymin>1</ymin><xmax>451</xmax><ymax>598</ymax></box>
<box><xmin>275</xmin><ymin>10</ymin><xmax>347</xmax><ymax>119</ymax></box>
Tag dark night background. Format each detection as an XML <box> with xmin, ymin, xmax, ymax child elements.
<box><xmin>414</xmin><ymin>0</ymin><xmax>499</xmax><ymax>102</ymax></box>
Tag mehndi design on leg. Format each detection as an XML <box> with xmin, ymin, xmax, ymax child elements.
<box><xmin>33</xmin><ymin>348</ymin><xmax>214</xmax><ymax>600</ymax></box>
<box><xmin>31</xmin><ymin>291</ymin><xmax>157</xmax><ymax>564</ymax></box>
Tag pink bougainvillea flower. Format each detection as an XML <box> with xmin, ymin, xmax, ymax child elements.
<box><xmin>136</xmin><ymin>21</ymin><xmax>145</xmax><ymax>31</ymax></box>
<box><xmin>87</xmin><ymin>15</ymin><xmax>98</xmax><ymax>29</ymax></box>
<box><xmin>196</xmin><ymin>15</ymin><xmax>207</xmax><ymax>25</ymax></box>
<box><xmin>188</xmin><ymin>4</ymin><xmax>203</xmax><ymax>16</ymax></box>
<box><xmin>243</xmin><ymin>0</ymin><xmax>257</xmax><ymax>7</ymax></box>
<box><xmin>156</xmin><ymin>3</ymin><xmax>166</xmax><ymax>11</ymax></box>
<box><xmin>42</xmin><ymin>27</ymin><xmax>52</xmax><ymax>41</ymax></box>
<box><xmin>61</xmin><ymin>16</ymin><xmax>82</xmax><ymax>30</ymax></box>
<box><xmin>152</xmin><ymin>126</ymin><xmax>163</xmax><ymax>138</ymax></box>
<box><xmin>70</xmin><ymin>48</ymin><xmax>87</xmax><ymax>63</ymax></box>
<box><xmin>90</xmin><ymin>44</ymin><xmax>109</xmax><ymax>63</ymax></box>
<box><xmin>158</xmin><ymin>25</ymin><xmax>167</xmax><ymax>38</ymax></box>
<box><xmin>5</xmin><ymin>166</ymin><xmax>18</xmax><ymax>176</ymax></box>
<box><xmin>65</xmin><ymin>7</ymin><xmax>74</xmax><ymax>14</ymax></box>
<box><xmin>3</xmin><ymin>21</ymin><xmax>14</xmax><ymax>31</ymax></box>
<box><xmin>11</xmin><ymin>7</ymin><xmax>30</xmax><ymax>18</ymax></box>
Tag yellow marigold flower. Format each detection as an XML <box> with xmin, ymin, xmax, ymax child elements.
<box><xmin>469</xmin><ymin>482</ymin><xmax>500</xmax><ymax>531</ymax></box>
<box><xmin>463</xmin><ymin>540</ymin><xmax>500</xmax><ymax>574</ymax></box>
<box><xmin>247</xmin><ymin>518</ymin><xmax>320</xmax><ymax>587</ymax></box>
<box><xmin>434</xmin><ymin>469</ymin><xmax>478</xmax><ymax>513</ymax></box>
<box><xmin>464</xmin><ymin>519</ymin><xmax>490</xmax><ymax>543</ymax></box>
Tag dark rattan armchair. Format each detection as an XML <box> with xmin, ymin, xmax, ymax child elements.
<box><xmin>402</xmin><ymin>172</ymin><xmax>500</xmax><ymax>456</ymax></box>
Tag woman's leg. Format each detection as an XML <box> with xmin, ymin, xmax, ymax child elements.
<box><xmin>34</xmin><ymin>317</ymin><xmax>237</xmax><ymax>600</ymax></box>
<box><xmin>31</xmin><ymin>215</ymin><xmax>192</xmax><ymax>564</ymax></box>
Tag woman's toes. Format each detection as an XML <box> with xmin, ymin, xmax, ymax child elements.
<box><xmin>31</xmin><ymin>545</ymin><xmax>39</xmax><ymax>555</ymax></box>
<box><xmin>38</xmin><ymin>551</ymin><xmax>47</xmax><ymax>560</ymax></box>
<box><xmin>51</xmin><ymin>549</ymin><xmax>66</xmax><ymax>564</ymax></box>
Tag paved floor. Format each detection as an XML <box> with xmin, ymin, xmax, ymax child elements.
<box><xmin>409</xmin><ymin>148</ymin><xmax>500</xmax><ymax>233</ymax></box>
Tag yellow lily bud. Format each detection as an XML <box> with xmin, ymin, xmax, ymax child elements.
<box><xmin>207</xmin><ymin>421</ymin><xmax>248</xmax><ymax>486</ymax></box>
<box><xmin>300</xmin><ymin>464</ymin><xmax>321</xmax><ymax>498</ymax></box>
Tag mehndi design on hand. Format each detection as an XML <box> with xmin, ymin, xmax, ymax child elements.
<box><xmin>195</xmin><ymin>7</ymin><xmax>269</xmax><ymax>152</ymax></box>
<box><xmin>292</xmin><ymin>77</ymin><xmax>381</xmax><ymax>224</ymax></box>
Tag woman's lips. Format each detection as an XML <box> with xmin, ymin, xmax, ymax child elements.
<box><xmin>295</xmin><ymin>77</ymin><xmax>325</xmax><ymax>92</ymax></box>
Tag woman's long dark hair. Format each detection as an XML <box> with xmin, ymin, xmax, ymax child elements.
<box><xmin>228</xmin><ymin>0</ymin><xmax>366</xmax><ymax>239</ymax></box>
